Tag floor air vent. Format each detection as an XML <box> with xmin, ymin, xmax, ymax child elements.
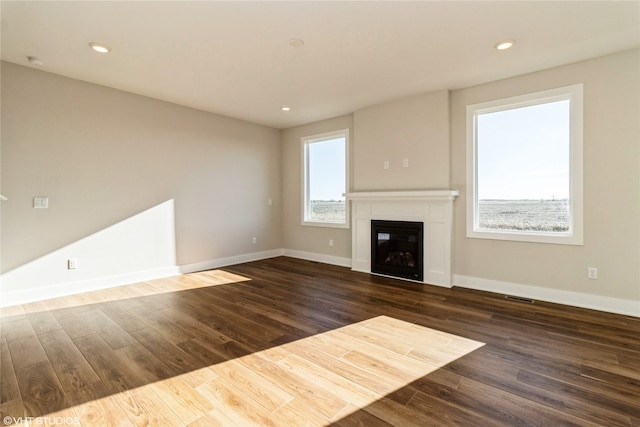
<box><xmin>504</xmin><ymin>295</ymin><xmax>535</xmax><ymax>304</ymax></box>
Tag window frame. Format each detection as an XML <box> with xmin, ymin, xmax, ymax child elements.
<box><xmin>301</xmin><ymin>128</ymin><xmax>350</xmax><ymax>229</ymax></box>
<box><xmin>466</xmin><ymin>84</ymin><xmax>583</xmax><ymax>245</ymax></box>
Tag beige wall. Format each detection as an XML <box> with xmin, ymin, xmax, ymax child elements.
<box><xmin>279</xmin><ymin>90</ymin><xmax>450</xmax><ymax>262</ymax></box>
<box><xmin>3</xmin><ymin>48</ymin><xmax>638</xmax><ymax>311</ymax></box>
<box><xmin>280</xmin><ymin>90</ymin><xmax>450</xmax><ymax>263</ymax></box>
<box><xmin>281</xmin><ymin>115</ymin><xmax>353</xmax><ymax>262</ymax></box>
<box><xmin>353</xmin><ymin>90</ymin><xmax>450</xmax><ymax>191</ymax></box>
<box><xmin>451</xmin><ymin>49</ymin><xmax>640</xmax><ymax>303</ymax></box>
<box><xmin>281</xmin><ymin>50</ymin><xmax>639</xmax><ymax>311</ymax></box>
<box><xmin>1</xmin><ymin>62</ymin><xmax>281</xmax><ymax>297</ymax></box>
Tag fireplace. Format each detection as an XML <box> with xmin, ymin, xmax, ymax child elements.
<box><xmin>371</xmin><ymin>220</ymin><xmax>424</xmax><ymax>282</ymax></box>
<box><xmin>349</xmin><ymin>190</ymin><xmax>458</xmax><ymax>286</ymax></box>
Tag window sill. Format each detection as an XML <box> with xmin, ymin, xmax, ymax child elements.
<box><xmin>302</xmin><ymin>220</ymin><xmax>350</xmax><ymax>229</ymax></box>
<box><xmin>467</xmin><ymin>228</ymin><xmax>583</xmax><ymax>245</ymax></box>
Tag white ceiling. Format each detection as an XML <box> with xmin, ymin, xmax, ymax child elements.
<box><xmin>2</xmin><ymin>1</ymin><xmax>639</xmax><ymax>129</ymax></box>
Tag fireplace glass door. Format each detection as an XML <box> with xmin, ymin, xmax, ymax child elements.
<box><xmin>371</xmin><ymin>220</ymin><xmax>424</xmax><ymax>281</ymax></box>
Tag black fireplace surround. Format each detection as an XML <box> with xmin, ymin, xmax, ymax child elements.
<box><xmin>371</xmin><ymin>220</ymin><xmax>424</xmax><ymax>282</ymax></box>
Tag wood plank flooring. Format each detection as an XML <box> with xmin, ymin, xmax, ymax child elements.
<box><xmin>1</xmin><ymin>256</ymin><xmax>638</xmax><ymax>426</ymax></box>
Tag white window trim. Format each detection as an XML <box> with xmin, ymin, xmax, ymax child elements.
<box><xmin>466</xmin><ymin>84</ymin><xmax>583</xmax><ymax>245</ymax></box>
<box><xmin>301</xmin><ymin>128</ymin><xmax>350</xmax><ymax>229</ymax></box>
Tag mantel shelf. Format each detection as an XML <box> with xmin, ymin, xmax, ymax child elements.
<box><xmin>346</xmin><ymin>190</ymin><xmax>459</xmax><ymax>201</ymax></box>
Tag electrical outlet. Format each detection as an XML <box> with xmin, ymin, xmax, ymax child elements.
<box><xmin>252</xmin><ymin>237</ymin><xmax>257</xmax><ymax>244</ymax></box>
<box><xmin>403</xmin><ymin>158</ymin><xmax>409</xmax><ymax>168</ymax></box>
<box><xmin>329</xmin><ymin>239</ymin><xmax>334</xmax><ymax>247</ymax></box>
<box><xmin>383</xmin><ymin>161</ymin><xmax>389</xmax><ymax>170</ymax></box>
<box><xmin>67</xmin><ymin>258</ymin><xmax>78</xmax><ymax>270</ymax></box>
<box><xmin>587</xmin><ymin>267</ymin><xmax>598</xmax><ymax>279</ymax></box>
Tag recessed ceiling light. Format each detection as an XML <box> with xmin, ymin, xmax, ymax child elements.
<box><xmin>27</xmin><ymin>56</ymin><xmax>44</xmax><ymax>66</ymax></box>
<box><xmin>89</xmin><ymin>42</ymin><xmax>111</xmax><ymax>53</ymax></box>
<box><xmin>281</xmin><ymin>106</ymin><xmax>291</xmax><ymax>111</ymax></box>
<box><xmin>494</xmin><ymin>39</ymin><xmax>516</xmax><ymax>51</ymax></box>
<box><xmin>289</xmin><ymin>38</ymin><xmax>304</xmax><ymax>48</ymax></box>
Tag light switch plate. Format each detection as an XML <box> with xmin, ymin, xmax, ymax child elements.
<box><xmin>34</xmin><ymin>197</ymin><xmax>49</xmax><ymax>208</ymax></box>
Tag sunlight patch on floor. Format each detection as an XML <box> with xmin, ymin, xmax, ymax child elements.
<box><xmin>0</xmin><ymin>270</ymin><xmax>251</xmax><ymax>317</ymax></box>
<box><xmin>59</xmin><ymin>315</ymin><xmax>485</xmax><ymax>426</ymax></box>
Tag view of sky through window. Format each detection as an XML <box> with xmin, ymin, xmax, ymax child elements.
<box><xmin>308</xmin><ymin>136</ymin><xmax>346</xmax><ymax>201</ymax></box>
<box><xmin>477</xmin><ymin>99</ymin><xmax>570</xmax><ymax>201</ymax></box>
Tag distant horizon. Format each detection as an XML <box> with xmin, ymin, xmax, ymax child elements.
<box><xmin>309</xmin><ymin>198</ymin><xmax>569</xmax><ymax>202</ymax></box>
<box><xmin>478</xmin><ymin>198</ymin><xmax>568</xmax><ymax>201</ymax></box>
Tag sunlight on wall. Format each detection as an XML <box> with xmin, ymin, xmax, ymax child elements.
<box><xmin>0</xmin><ymin>200</ymin><xmax>178</xmax><ymax>307</ymax></box>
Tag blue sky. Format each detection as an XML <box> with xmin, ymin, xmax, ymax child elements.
<box><xmin>308</xmin><ymin>137</ymin><xmax>346</xmax><ymax>201</ymax></box>
<box><xmin>477</xmin><ymin>99</ymin><xmax>570</xmax><ymax>200</ymax></box>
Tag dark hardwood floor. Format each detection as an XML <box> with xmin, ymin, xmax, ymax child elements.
<box><xmin>1</xmin><ymin>256</ymin><xmax>638</xmax><ymax>426</ymax></box>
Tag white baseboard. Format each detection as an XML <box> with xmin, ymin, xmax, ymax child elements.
<box><xmin>283</xmin><ymin>249</ymin><xmax>352</xmax><ymax>268</ymax></box>
<box><xmin>179</xmin><ymin>249</ymin><xmax>285</xmax><ymax>274</ymax></box>
<box><xmin>4</xmin><ymin>251</ymin><xmax>636</xmax><ymax>319</ymax></box>
<box><xmin>454</xmin><ymin>274</ymin><xmax>640</xmax><ymax>318</ymax></box>
<box><xmin>0</xmin><ymin>266</ymin><xmax>181</xmax><ymax>308</ymax></box>
<box><xmin>0</xmin><ymin>249</ymin><xmax>285</xmax><ymax>308</ymax></box>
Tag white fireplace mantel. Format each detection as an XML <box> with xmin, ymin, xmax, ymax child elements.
<box><xmin>347</xmin><ymin>190</ymin><xmax>459</xmax><ymax>202</ymax></box>
<box><xmin>347</xmin><ymin>190</ymin><xmax>459</xmax><ymax>287</ymax></box>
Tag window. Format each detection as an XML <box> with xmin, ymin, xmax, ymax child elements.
<box><xmin>302</xmin><ymin>129</ymin><xmax>349</xmax><ymax>228</ymax></box>
<box><xmin>466</xmin><ymin>84</ymin><xmax>583</xmax><ymax>245</ymax></box>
